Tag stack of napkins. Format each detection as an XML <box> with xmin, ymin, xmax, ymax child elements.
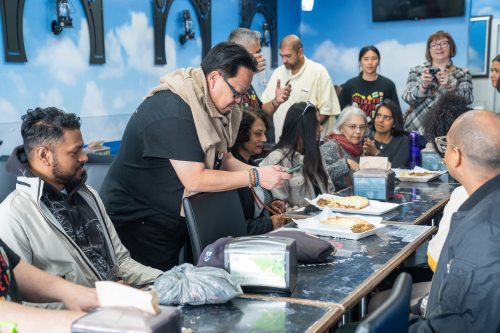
<box><xmin>95</xmin><ymin>281</ymin><xmax>160</xmax><ymax>315</ymax></box>
<box><xmin>359</xmin><ymin>156</ymin><xmax>391</xmax><ymax>170</ymax></box>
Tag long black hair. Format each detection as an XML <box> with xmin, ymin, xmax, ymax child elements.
<box><xmin>372</xmin><ymin>99</ymin><xmax>405</xmax><ymax>136</ymax></box>
<box><xmin>274</xmin><ymin>102</ymin><xmax>329</xmax><ymax>190</ymax></box>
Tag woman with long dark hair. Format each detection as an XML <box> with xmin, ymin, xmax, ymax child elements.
<box><xmin>231</xmin><ymin>110</ymin><xmax>287</xmax><ymax>234</ymax></box>
<box><xmin>339</xmin><ymin>45</ymin><xmax>400</xmax><ymax>120</ymax></box>
<box><xmin>260</xmin><ymin>102</ymin><xmax>334</xmax><ymax>207</ymax></box>
<box><xmin>362</xmin><ymin>99</ymin><xmax>409</xmax><ymax>168</ymax></box>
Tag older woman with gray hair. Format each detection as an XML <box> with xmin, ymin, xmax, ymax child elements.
<box><xmin>320</xmin><ymin>106</ymin><xmax>367</xmax><ymax>190</ymax></box>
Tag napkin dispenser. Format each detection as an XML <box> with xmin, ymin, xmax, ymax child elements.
<box><xmin>353</xmin><ymin>157</ymin><xmax>395</xmax><ymax>201</ymax></box>
<box><xmin>224</xmin><ymin>236</ymin><xmax>297</xmax><ymax>294</ymax></box>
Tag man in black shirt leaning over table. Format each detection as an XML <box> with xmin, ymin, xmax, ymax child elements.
<box><xmin>409</xmin><ymin>110</ymin><xmax>500</xmax><ymax>332</ymax></box>
<box><xmin>0</xmin><ymin>238</ymin><xmax>97</xmax><ymax>333</ymax></box>
<box><xmin>100</xmin><ymin>42</ymin><xmax>291</xmax><ymax>271</ymax></box>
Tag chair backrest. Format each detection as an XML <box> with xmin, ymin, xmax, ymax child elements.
<box><xmin>85</xmin><ymin>154</ymin><xmax>114</xmax><ymax>192</ymax></box>
<box><xmin>355</xmin><ymin>272</ymin><xmax>412</xmax><ymax>333</ymax></box>
<box><xmin>183</xmin><ymin>190</ymin><xmax>248</xmax><ymax>263</ymax></box>
<box><xmin>0</xmin><ymin>156</ymin><xmax>16</xmax><ymax>202</ymax></box>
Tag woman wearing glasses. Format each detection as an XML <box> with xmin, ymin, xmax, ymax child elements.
<box><xmin>259</xmin><ymin>102</ymin><xmax>333</xmax><ymax>207</ymax></box>
<box><xmin>402</xmin><ymin>30</ymin><xmax>473</xmax><ymax>135</ymax></box>
<box><xmin>339</xmin><ymin>45</ymin><xmax>400</xmax><ymax>120</ymax></box>
<box><xmin>320</xmin><ymin>106</ymin><xmax>367</xmax><ymax>190</ymax></box>
<box><xmin>362</xmin><ymin>99</ymin><xmax>409</xmax><ymax>168</ymax></box>
<box><xmin>231</xmin><ymin>110</ymin><xmax>287</xmax><ymax>234</ymax></box>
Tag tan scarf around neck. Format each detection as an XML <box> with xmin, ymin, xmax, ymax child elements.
<box><xmin>146</xmin><ymin>67</ymin><xmax>242</xmax><ymax>213</ymax></box>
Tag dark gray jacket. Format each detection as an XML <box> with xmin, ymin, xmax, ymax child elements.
<box><xmin>410</xmin><ymin>174</ymin><xmax>500</xmax><ymax>333</ymax></box>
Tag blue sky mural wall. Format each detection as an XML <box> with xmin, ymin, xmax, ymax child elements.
<box><xmin>0</xmin><ymin>0</ymin><xmax>499</xmax><ymax>156</ymax></box>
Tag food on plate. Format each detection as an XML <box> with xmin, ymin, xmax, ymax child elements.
<box><xmin>317</xmin><ymin>196</ymin><xmax>370</xmax><ymax>210</ymax></box>
<box><xmin>320</xmin><ymin>216</ymin><xmax>375</xmax><ymax>233</ymax></box>
<box><xmin>400</xmin><ymin>171</ymin><xmax>438</xmax><ymax>177</ymax></box>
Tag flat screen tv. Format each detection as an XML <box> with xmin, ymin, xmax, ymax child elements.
<box><xmin>372</xmin><ymin>0</ymin><xmax>465</xmax><ymax>22</ymax></box>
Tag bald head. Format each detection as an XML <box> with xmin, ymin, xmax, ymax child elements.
<box><xmin>280</xmin><ymin>34</ymin><xmax>303</xmax><ymax>52</ymax></box>
<box><xmin>449</xmin><ymin>110</ymin><xmax>500</xmax><ymax>169</ymax></box>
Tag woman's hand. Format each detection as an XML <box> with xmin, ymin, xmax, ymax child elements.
<box><xmin>270</xmin><ymin>200</ymin><xmax>286</xmax><ymax>214</ymax></box>
<box><xmin>347</xmin><ymin>159</ymin><xmax>360</xmax><ymax>171</ymax></box>
<box><xmin>436</xmin><ymin>70</ymin><xmax>450</xmax><ymax>87</ymax></box>
<box><xmin>257</xmin><ymin>165</ymin><xmax>291</xmax><ymax>189</ymax></box>
<box><xmin>271</xmin><ymin>214</ymin><xmax>287</xmax><ymax>229</ymax></box>
<box><xmin>420</xmin><ymin>69</ymin><xmax>434</xmax><ymax>90</ymax></box>
<box><xmin>363</xmin><ymin>138</ymin><xmax>380</xmax><ymax>156</ymax></box>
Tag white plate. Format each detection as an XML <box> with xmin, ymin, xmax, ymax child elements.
<box><xmin>294</xmin><ymin>209</ymin><xmax>385</xmax><ymax>240</ymax></box>
<box><xmin>305</xmin><ymin>194</ymin><xmax>399</xmax><ymax>216</ymax></box>
<box><xmin>393</xmin><ymin>167</ymin><xmax>447</xmax><ymax>183</ymax></box>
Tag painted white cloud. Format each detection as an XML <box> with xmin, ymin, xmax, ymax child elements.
<box><xmin>190</xmin><ymin>55</ymin><xmax>202</xmax><ymax>66</ymax></box>
<box><xmin>0</xmin><ymin>99</ymin><xmax>19</xmax><ymax>123</ymax></box>
<box><xmin>39</xmin><ymin>88</ymin><xmax>65</xmax><ymax>109</ymax></box>
<box><xmin>312</xmin><ymin>39</ymin><xmax>426</xmax><ymax>111</ymax></box>
<box><xmin>299</xmin><ymin>22</ymin><xmax>317</xmax><ymax>36</ymax></box>
<box><xmin>34</xmin><ymin>21</ymin><xmax>89</xmax><ymax>85</ymax></box>
<box><xmin>467</xmin><ymin>47</ymin><xmax>483</xmax><ymax>73</ymax></box>
<box><xmin>99</xmin><ymin>30</ymin><xmax>125</xmax><ymax>79</ymax></box>
<box><xmin>6</xmin><ymin>71</ymin><xmax>26</xmax><ymax>96</ymax></box>
<box><xmin>115</xmin><ymin>12</ymin><xmax>176</xmax><ymax>76</ymax></box>
<box><xmin>81</xmin><ymin>81</ymin><xmax>105</xmax><ymax>117</ymax></box>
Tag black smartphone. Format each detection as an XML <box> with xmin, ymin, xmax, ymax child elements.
<box><xmin>428</xmin><ymin>67</ymin><xmax>440</xmax><ymax>76</ymax></box>
<box><xmin>287</xmin><ymin>163</ymin><xmax>304</xmax><ymax>174</ymax></box>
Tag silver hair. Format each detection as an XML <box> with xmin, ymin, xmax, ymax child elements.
<box><xmin>228</xmin><ymin>28</ymin><xmax>261</xmax><ymax>45</ymax></box>
<box><xmin>333</xmin><ymin>106</ymin><xmax>367</xmax><ymax>134</ymax></box>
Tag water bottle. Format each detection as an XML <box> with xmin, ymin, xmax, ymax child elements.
<box><xmin>408</xmin><ymin>131</ymin><xmax>421</xmax><ymax>169</ymax></box>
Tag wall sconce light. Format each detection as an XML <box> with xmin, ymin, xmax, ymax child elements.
<box><xmin>260</xmin><ymin>22</ymin><xmax>270</xmax><ymax>47</ymax></box>
<box><xmin>179</xmin><ymin>10</ymin><xmax>195</xmax><ymax>45</ymax></box>
<box><xmin>51</xmin><ymin>0</ymin><xmax>73</xmax><ymax>35</ymax></box>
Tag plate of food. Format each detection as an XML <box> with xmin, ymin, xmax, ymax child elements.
<box><xmin>393</xmin><ymin>167</ymin><xmax>447</xmax><ymax>183</ymax></box>
<box><xmin>305</xmin><ymin>194</ymin><xmax>399</xmax><ymax>216</ymax></box>
<box><xmin>294</xmin><ymin>208</ymin><xmax>384</xmax><ymax>240</ymax></box>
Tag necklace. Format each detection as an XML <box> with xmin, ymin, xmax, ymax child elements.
<box><xmin>376</xmin><ymin>135</ymin><xmax>392</xmax><ymax>151</ymax></box>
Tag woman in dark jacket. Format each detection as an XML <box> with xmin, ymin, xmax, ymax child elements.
<box><xmin>231</xmin><ymin>110</ymin><xmax>286</xmax><ymax>235</ymax></box>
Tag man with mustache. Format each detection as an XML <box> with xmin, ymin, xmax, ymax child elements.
<box><xmin>0</xmin><ymin>107</ymin><xmax>162</xmax><ymax>307</ymax></box>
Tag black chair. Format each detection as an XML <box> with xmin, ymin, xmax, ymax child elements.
<box><xmin>183</xmin><ymin>190</ymin><xmax>248</xmax><ymax>263</ymax></box>
<box><xmin>355</xmin><ymin>272</ymin><xmax>412</xmax><ymax>333</ymax></box>
<box><xmin>0</xmin><ymin>155</ymin><xmax>17</xmax><ymax>202</ymax></box>
<box><xmin>85</xmin><ymin>154</ymin><xmax>114</xmax><ymax>192</ymax></box>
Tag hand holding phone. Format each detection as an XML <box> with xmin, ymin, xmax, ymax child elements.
<box><xmin>287</xmin><ymin>163</ymin><xmax>304</xmax><ymax>174</ymax></box>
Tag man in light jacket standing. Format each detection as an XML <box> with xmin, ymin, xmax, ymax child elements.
<box><xmin>0</xmin><ymin>107</ymin><xmax>162</xmax><ymax>308</ymax></box>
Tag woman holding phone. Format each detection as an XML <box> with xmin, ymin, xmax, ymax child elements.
<box><xmin>402</xmin><ymin>30</ymin><xmax>473</xmax><ymax>135</ymax></box>
<box><xmin>231</xmin><ymin>110</ymin><xmax>287</xmax><ymax>234</ymax></box>
<box><xmin>362</xmin><ymin>99</ymin><xmax>409</xmax><ymax>168</ymax></box>
<box><xmin>260</xmin><ymin>102</ymin><xmax>333</xmax><ymax>207</ymax></box>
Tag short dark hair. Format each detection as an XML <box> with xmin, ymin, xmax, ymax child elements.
<box><xmin>274</xmin><ymin>102</ymin><xmax>329</xmax><ymax>191</ymax></box>
<box><xmin>232</xmin><ymin>110</ymin><xmax>268</xmax><ymax>151</ymax></box>
<box><xmin>425</xmin><ymin>30</ymin><xmax>456</xmax><ymax>62</ymax></box>
<box><xmin>372</xmin><ymin>99</ymin><xmax>404</xmax><ymax>136</ymax></box>
<box><xmin>494</xmin><ymin>55</ymin><xmax>500</xmax><ymax>92</ymax></box>
<box><xmin>21</xmin><ymin>107</ymin><xmax>81</xmax><ymax>157</ymax></box>
<box><xmin>201</xmin><ymin>42</ymin><xmax>258</xmax><ymax>78</ymax></box>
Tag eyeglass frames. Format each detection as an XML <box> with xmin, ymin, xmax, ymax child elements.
<box><xmin>301</xmin><ymin>101</ymin><xmax>315</xmax><ymax>116</ymax></box>
<box><xmin>434</xmin><ymin>136</ymin><xmax>458</xmax><ymax>154</ymax></box>
<box><xmin>343</xmin><ymin>123</ymin><xmax>367</xmax><ymax>132</ymax></box>
<box><xmin>430</xmin><ymin>40</ymin><xmax>449</xmax><ymax>50</ymax></box>
<box><xmin>219</xmin><ymin>72</ymin><xmax>247</xmax><ymax>99</ymax></box>
<box><xmin>375</xmin><ymin>113</ymin><xmax>393</xmax><ymax>121</ymax></box>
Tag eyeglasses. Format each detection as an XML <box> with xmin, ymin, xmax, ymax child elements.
<box><xmin>219</xmin><ymin>72</ymin><xmax>247</xmax><ymax>99</ymax></box>
<box><xmin>301</xmin><ymin>101</ymin><xmax>315</xmax><ymax>116</ymax></box>
<box><xmin>430</xmin><ymin>40</ymin><xmax>449</xmax><ymax>50</ymax></box>
<box><xmin>434</xmin><ymin>136</ymin><xmax>458</xmax><ymax>154</ymax></box>
<box><xmin>343</xmin><ymin>123</ymin><xmax>367</xmax><ymax>132</ymax></box>
<box><xmin>375</xmin><ymin>113</ymin><xmax>393</xmax><ymax>121</ymax></box>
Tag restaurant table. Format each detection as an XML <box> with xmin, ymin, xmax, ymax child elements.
<box><xmin>286</xmin><ymin>174</ymin><xmax>460</xmax><ymax>225</ymax></box>
<box><xmin>247</xmin><ymin>224</ymin><xmax>436</xmax><ymax>312</ymax></box>
<box><xmin>181</xmin><ymin>297</ymin><xmax>343</xmax><ymax>333</ymax></box>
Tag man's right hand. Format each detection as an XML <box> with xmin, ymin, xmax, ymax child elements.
<box><xmin>257</xmin><ymin>165</ymin><xmax>291</xmax><ymax>189</ymax></box>
<box><xmin>274</xmin><ymin>79</ymin><xmax>292</xmax><ymax>105</ymax></box>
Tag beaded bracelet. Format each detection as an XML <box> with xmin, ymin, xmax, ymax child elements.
<box><xmin>248</xmin><ymin>169</ymin><xmax>255</xmax><ymax>188</ymax></box>
<box><xmin>252</xmin><ymin>168</ymin><xmax>260</xmax><ymax>187</ymax></box>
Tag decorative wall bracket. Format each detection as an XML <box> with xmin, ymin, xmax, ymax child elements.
<box><xmin>0</xmin><ymin>0</ymin><xmax>27</xmax><ymax>62</ymax></box>
<box><xmin>81</xmin><ymin>0</ymin><xmax>105</xmax><ymax>64</ymax></box>
<box><xmin>153</xmin><ymin>0</ymin><xmax>211</xmax><ymax>65</ymax></box>
<box><xmin>240</xmin><ymin>0</ymin><xmax>277</xmax><ymax>68</ymax></box>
